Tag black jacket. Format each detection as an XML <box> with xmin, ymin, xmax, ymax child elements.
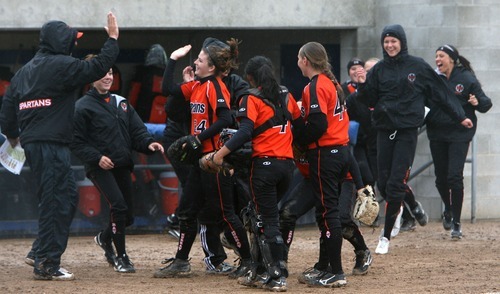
<box><xmin>0</xmin><ymin>21</ymin><xmax>119</xmax><ymax>145</ymax></box>
<box><xmin>426</xmin><ymin>66</ymin><xmax>492</xmax><ymax>142</ymax></box>
<box><xmin>357</xmin><ymin>24</ymin><xmax>466</xmax><ymax>131</ymax></box>
<box><xmin>71</xmin><ymin>88</ymin><xmax>155</xmax><ymax>172</ymax></box>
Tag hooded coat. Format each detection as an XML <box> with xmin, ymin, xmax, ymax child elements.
<box><xmin>0</xmin><ymin>20</ymin><xmax>119</xmax><ymax>145</ymax></box>
<box><xmin>357</xmin><ymin>24</ymin><xmax>466</xmax><ymax>131</ymax></box>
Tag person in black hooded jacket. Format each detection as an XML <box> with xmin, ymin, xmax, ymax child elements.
<box><xmin>71</xmin><ymin>55</ymin><xmax>164</xmax><ymax>273</ymax></box>
<box><xmin>0</xmin><ymin>12</ymin><xmax>119</xmax><ymax>281</ymax></box>
<box><xmin>427</xmin><ymin>44</ymin><xmax>492</xmax><ymax>239</ymax></box>
<box><xmin>357</xmin><ymin>24</ymin><xmax>473</xmax><ymax>255</ymax></box>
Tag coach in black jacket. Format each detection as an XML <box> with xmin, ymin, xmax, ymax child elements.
<box><xmin>0</xmin><ymin>13</ymin><xmax>119</xmax><ymax>280</ymax></box>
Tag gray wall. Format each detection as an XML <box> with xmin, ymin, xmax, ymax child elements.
<box><xmin>0</xmin><ymin>0</ymin><xmax>498</xmax><ymax>220</ymax></box>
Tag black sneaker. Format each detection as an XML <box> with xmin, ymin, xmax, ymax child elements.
<box><xmin>262</xmin><ymin>276</ymin><xmax>287</xmax><ymax>292</ymax></box>
<box><xmin>25</xmin><ymin>252</ymin><xmax>35</xmax><ymax>267</ymax></box>
<box><xmin>114</xmin><ymin>254</ymin><xmax>135</xmax><ymax>273</ymax></box>
<box><xmin>352</xmin><ymin>249</ymin><xmax>372</xmax><ymax>275</ymax></box>
<box><xmin>206</xmin><ymin>262</ymin><xmax>234</xmax><ymax>275</ymax></box>
<box><xmin>228</xmin><ymin>259</ymin><xmax>253</xmax><ymax>279</ymax></box>
<box><xmin>238</xmin><ymin>271</ymin><xmax>270</xmax><ymax>288</ymax></box>
<box><xmin>297</xmin><ymin>266</ymin><xmax>328</xmax><ymax>284</ymax></box>
<box><xmin>94</xmin><ymin>231</ymin><xmax>116</xmax><ymax>266</ymax></box>
<box><xmin>400</xmin><ymin>218</ymin><xmax>417</xmax><ymax>232</ymax></box>
<box><xmin>153</xmin><ymin>258</ymin><xmax>191</xmax><ymax>278</ymax></box>
<box><xmin>412</xmin><ymin>201</ymin><xmax>429</xmax><ymax>226</ymax></box>
<box><xmin>442</xmin><ymin>211</ymin><xmax>453</xmax><ymax>231</ymax></box>
<box><xmin>307</xmin><ymin>272</ymin><xmax>347</xmax><ymax>288</ymax></box>
<box><xmin>451</xmin><ymin>223</ymin><xmax>463</xmax><ymax>240</ymax></box>
<box><xmin>34</xmin><ymin>266</ymin><xmax>75</xmax><ymax>281</ymax></box>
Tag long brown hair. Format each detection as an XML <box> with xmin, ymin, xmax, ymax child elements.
<box><xmin>298</xmin><ymin>42</ymin><xmax>345</xmax><ymax>106</ymax></box>
<box><xmin>204</xmin><ymin>38</ymin><xmax>241</xmax><ymax>75</ymax></box>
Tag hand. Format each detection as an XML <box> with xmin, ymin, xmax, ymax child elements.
<box><xmin>461</xmin><ymin>118</ymin><xmax>473</xmax><ymax>129</ymax></box>
<box><xmin>104</xmin><ymin>12</ymin><xmax>119</xmax><ymax>40</ymax></box>
<box><xmin>468</xmin><ymin>94</ymin><xmax>478</xmax><ymax>106</ymax></box>
<box><xmin>170</xmin><ymin>45</ymin><xmax>192</xmax><ymax>60</ymax></box>
<box><xmin>148</xmin><ymin>142</ymin><xmax>164</xmax><ymax>153</ymax></box>
<box><xmin>354</xmin><ymin>68</ymin><xmax>367</xmax><ymax>83</ymax></box>
<box><xmin>7</xmin><ymin>137</ymin><xmax>19</xmax><ymax>148</ymax></box>
<box><xmin>99</xmin><ymin>155</ymin><xmax>114</xmax><ymax>170</ymax></box>
<box><xmin>182</xmin><ymin>66</ymin><xmax>195</xmax><ymax>82</ymax></box>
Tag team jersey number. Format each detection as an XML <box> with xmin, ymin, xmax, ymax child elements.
<box><xmin>194</xmin><ymin>119</ymin><xmax>207</xmax><ymax>133</ymax></box>
<box><xmin>333</xmin><ymin>95</ymin><xmax>344</xmax><ymax>121</ymax></box>
<box><xmin>273</xmin><ymin>121</ymin><xmax>289</xmax><ymax>134</ymax></box>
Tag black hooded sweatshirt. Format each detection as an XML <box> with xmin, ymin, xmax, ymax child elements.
<box><xmin>0</xmin><ymin>20</ymin><xmax>119</xmax><ymax>145</ymax></box>
<box><xmin>357</xmin><ymin>24</ymin><xmax>466</xmax><ymax>131</ymax></box>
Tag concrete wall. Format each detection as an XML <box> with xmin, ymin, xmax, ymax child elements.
<box><xmin>0</xmin><ymin>0</ymin><xmax>374</xmax><ymax>29</ymax></box>
<box><xmin>0</xmin><ymin>0</ymin><xmax>498</xmax><ymax>220</ymax></box>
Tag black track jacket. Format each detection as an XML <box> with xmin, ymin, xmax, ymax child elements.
<box><xmin>357</xmin><ymin>24</ymin><xmax>466</xmax><ymax>131</ymax></box>
<box><xmin>71</xmin><ymin>89</ymin><xmax>155</xmax><ymax>172</ymax></box>
<box><xmin>0</xmin><ymin>21</ymin><xmax>119</xmax><ymax>145</ymax></box>
<box><xmin>426</xmin><ymin>66</ymin><xmax>492</xmax><ymax>142</ymax></box>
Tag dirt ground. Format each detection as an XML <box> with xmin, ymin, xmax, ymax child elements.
<box><xmin>0</xmin><ymin>220</ymin><xmax>499</xmax><ymax>294</ymax></box>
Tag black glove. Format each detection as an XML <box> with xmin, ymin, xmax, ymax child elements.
<box><xmin>182</xmin><ymin>135</ymin><xmax>202</xmax><ymax>164</ymax></box>
<box><xmin>167</xmin><ymin>135</ymin><xmax>202</xmax><ymax>164</ymax></box>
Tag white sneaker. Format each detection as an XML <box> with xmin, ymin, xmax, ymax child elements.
<box><xmin>375</xmin><ymin>237</ymin><xmax>390</xmax><ymax>255</ymax></box>
<box><xmin>391</xmin><ymin>206</ymin><xmax>403</xmax><ymax>238</ymax></box>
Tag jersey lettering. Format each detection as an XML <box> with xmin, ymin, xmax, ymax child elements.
<box><xmin>190</xmin><ymin>102</ymin><xmax>206</xmax><ymax>114</ymax></box>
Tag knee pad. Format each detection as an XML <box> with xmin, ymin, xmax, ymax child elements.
<box><xmin>342</xmin><ymin>226</ymin><xmax>355</xmax><ymax>240</ymax></box>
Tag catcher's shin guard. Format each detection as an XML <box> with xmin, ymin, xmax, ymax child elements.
<box><xmin>258</xmin><ymin>235</ymin><xmax>287</xmax><ymax>279</ymax></box>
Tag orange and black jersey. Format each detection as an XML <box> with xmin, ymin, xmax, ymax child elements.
<box><xmin>226</xmin><ymin>91</ymin><xmax>301</xmax><ymax>159</ymax></box>
<box><xmin>162</xmin><ymin>58</ymin><xmax>232</xmax><ymax>154</ymax></box>
<box><xmin>299</xmin><ymin>73</ymin><xmax>350</xmax><ymax>149</ymax></box>
<box><xmin>179</xmin><ymin>76</ymin><xmax>231</xmax><ymax>153</ymax></box>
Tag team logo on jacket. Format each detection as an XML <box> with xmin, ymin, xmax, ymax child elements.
<box><xmin>455</xmin><ymin>84</ymin><xmax>464</xmax><ymax>93</ymax></box>
<box><xmin>407</xmin><ymin>73</ymin><xmax>416</xmax><ymax>83</ymax></box>
<box><xmin>19</xmin><ymin>98</ymin><xmax>52</xmax><ymax>110</ymax></box>
<box><xmin>120</xmin><ymin>101</ymin><xmax>128</xmax><ymax>112</ymax></box>
<box><xmin>190</xmin><ymin>102</ymin><xmax>206</xmax><ymax>113</ymax></box>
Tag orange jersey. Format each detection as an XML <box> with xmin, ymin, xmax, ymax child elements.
<box><xmin>180</xmin><ymin>76</ymin><xmax>230</xmax><ymax>153</ymax></box>
<box><xmin>237</xmin><ymin>93</ymin><xmax>301</xmax><ymax>158</ymax></box>
<box><xmin>301</xmin><ymin>73</ymin><xmax>350</xmax><ymax>149</ymax></box>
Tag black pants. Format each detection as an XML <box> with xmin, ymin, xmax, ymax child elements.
<box><xmin>250</xmin><ymin>157</ymin><xmax>294</xmax><ymax>275</ymax></box>
<box><xmin>24</xmin><ymin>142</ymin><xmax>78</xmax><ymax>275</ymax></box>
<box><xmin>376</xmin><ymin>128</ymin><xmax>418</xmax><ymax>240</ymax></box>
<box><xmin>280</xmin><ymin>176</ymin><xmax>367</xmax><ymax>263</ymax></box>
<box><xmin>176</xmin><ymin>164</ymin><xmax>251</xmax><ymax>267</ymax></box>
<box><xmin>308</xmin><ymin>145</ymin><xmax>350</xmax><ymax>275</ymax></box>
<box><xmin>89</xmin><ymin>167</ymin><xmax>134</xmax><ymax>257</ymax></box>
<box><xmin>430</xmin><ymin>140</ymin><xmax>469</xmax><ymax>223</ymax></box>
